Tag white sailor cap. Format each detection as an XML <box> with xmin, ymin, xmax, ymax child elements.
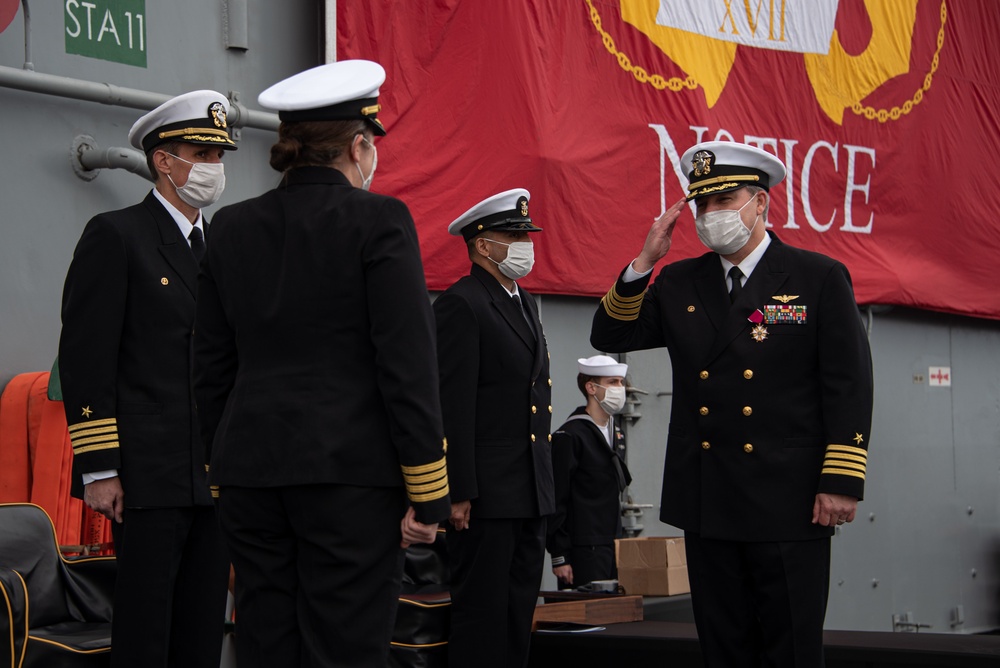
<box><xmin>447</xmin><ymin>188</ymin><xmax>543</xmax><ymax>242</ymax></box>
<box><xmin>258</xmin><ymin>60</ymin><xmax>387</xmax><ymax>136</ymax></box>
<box><xmin>681</xmin><ymin>141</ymin><xmax>785</xmax><ymax>201</ymax></box>
<box><xmin>578</xmin><ymin>355</ymin><xmax>627</xmax><ymax>378</ymax></box>
<box><xmin>128</xmin><ymin>90</ymin><xmax>237</xmax><ymax>153</ymax></box>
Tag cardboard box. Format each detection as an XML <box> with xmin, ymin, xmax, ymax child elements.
<box><xmin>615</xmin><ymin>536</ymin><xmax>690</xmax><ymax>596</ymax></box>
<box><xmin>532</xmin><ymin>594</ymin><xmax>643</xmax><ymax>630</ymax></box>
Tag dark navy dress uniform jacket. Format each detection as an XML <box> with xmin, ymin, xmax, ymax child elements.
<box><xmin>591</xmin><ymin>233</ymin><xmax>873</xmax><ymax>542</ymax></box>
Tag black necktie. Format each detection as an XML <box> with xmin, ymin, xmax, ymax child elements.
<box><xmin>512</xmin><ymin>293</ymin><xmax>535</xmax><ymax>337</ymax></box>
<box><xmin>728</xmin><ymin>266</ymin><xmax>743</xmax><ymax>304</ymax></box>
<box><xmin>189</xmin><ymin>226</ymin><xmax>206</xmax><ymax>263</ymax></box>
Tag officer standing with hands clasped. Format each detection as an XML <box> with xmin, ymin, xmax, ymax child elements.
<box><xmin>59</xmin><ymin>91</ymin><xmax>236</xmax><ymax>668</ymax></box>
<box><xmin>591</xmin><ymin>141</ymin><xmax>873</xmax><ymax>667</ymax></box>
<box><xmin>193</xmin><ymin>61</ymin><xmax>449</xmax><ymax>667</ymax></box>
<box><xmin>548</xmin><ymin>355</ymin><xmax>632</xmax><ymax>589</ymax></box>
<box><xmin>434</xmin><ymin>189</ymin><xmax>554</xmax><ymax>668</ymax></box>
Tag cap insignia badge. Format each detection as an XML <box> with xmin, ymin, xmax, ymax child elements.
<box><xmin>208</xmin><ymin>102</ymin><xmax>228</xmax><ymax>129</ymax></box>
<box><xmin>692</xmin><ymin>150</ymin><xmax>713</xmax><ymax>177</ymax></box>
<box><xmin>750</xmin><ymin>324</ymin><xmax>769</xmax><ymax>342</ymax></box>
<box><xmin>519</xmin><ymin>197</ymin><xmax>529</xmax><ymax>217</ymax></box>
<box><xmin>771</xmin><ymin>294</ymin><xmax>799</xmax><ymax>303</ymax></box>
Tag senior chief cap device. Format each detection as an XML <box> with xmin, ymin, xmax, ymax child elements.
<box><xmin>129</xmin><ymin>90</ymin><xmax>238</xmax><ymax>153</ymax></box>
<box><xmin>681</xmin><ymin>141</ymin><xmax>785</xmax><ymax>201</ymax></box>
<box><xmin>447</xmin><ymin>188</ymin><xmax>543</xmax><ymax>242</ymax></box>
<box><xmin>258</xmin><ymin>60</ymin><xmax>387</xmax><ymax>136</ymax></box>
<box><xmin>578</xmin><ymin>355</ymin><xmax>628</xmax><ymax>378</ymax></box>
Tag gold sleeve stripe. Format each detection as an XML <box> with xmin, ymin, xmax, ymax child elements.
<box><xmin>825</xmin><ymin>452</ymin><xmax>867</xmax><ymax>465</ymax></box>
<box><xmin>68</xmin><ymin>425</ymin><xmax>117</xmax><ymax>439</ymax></box>
<box><xmin>823</xmin><ymin>460</ymin><xmax>866</xmax><ymax>473</ymax></box>
<box><xmin>608</xmin><ymin>286</ymin><xmax>645</xmax><ymax>304</ymax></box>
<box><xmin>826</xmin><ymin>444</ymin><xmax>867</xmax><ymax>458</ymax></box>
<box><xmin>821</xmin><ymin>467</ymin><xmax>866</xmax><ymax>480</ymax></box>
<box><xmin>601</xmin><ymin>285</ymin><xmax>647</xmax><ymax>322</ymax></box>
<box><xmin>69</xmin><ymin>433</ymin><xmax>119</xmax><ymax>447</ymax></box>
<box><xmin>72</xmin><ymin>442</ymin><xmax>120</xmax><ymax>455</ymax></box>
<box><xmin>69</xmin><ymin>418</ymin><xmax>117</xmax><ymax>432</ymax></box>
<box><xmin>602</xmin><ymin>297</ymin><xmax>643</xmax><ymax>318</ymax></box>
<box><xmin>408</xmin><ymin>484</ymin><xmax>450</xmax><ymax>503</ymax></box>
<box><xmin>401</xmin><ymin>457</ymin><xmax>447</xmax><ymax>476</ymax></box>
<box><xmin>404</xmin><ymin>469</ymin><xmax>448</xmax><ymax>484</ymax></box>
<box><xmin>405</xmin><ymin>478</ymin><xmax>449</xmax><ymax>494</ymax></box>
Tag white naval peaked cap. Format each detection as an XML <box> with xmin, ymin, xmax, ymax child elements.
<box><xmin>681</xmin><ymin>140</ymin><xmax>785</xmax><ymax>201</ymax></box>
<box><xmin>128</xmin><ymin>90</ymin><xmax>237</xmax><ymax>152</ymax></box>
<box><xmin>447</xmin><ymin>188</ymin><xmax>543</xmax><ymax>242</ymax></box>
<box><xmin>258</xmin><ymin>60</ymin><xmax>387</xmax><ymax>136</ymax></box>
<box><xmin>578</xmin><ymin>355</ymin><xmax>627</xmax><ymax>378</ymax></box>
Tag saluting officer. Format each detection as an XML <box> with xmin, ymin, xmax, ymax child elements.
<box><xmin>547</xmin><ymin>355</ymin><xmax>631</xmax><ymax>589</ymax></box>
<box><xmin>591</xmin><ymin>141</ymin><xmax>873</xmax><ymax>667</ymax></box>
<box><xmin>434</xmin><ymin>189</ymin><xmax>554</xmax><ymax>668</ymax></box>
<box><xmin>193</xmin><ymin>61</ymin><xmax>449</xmax><ymax>668</ymax></box>
<box><xmin>59</xmin><ymin>90</ymin><xmax>236</xmax><ymax>668</ymax></box>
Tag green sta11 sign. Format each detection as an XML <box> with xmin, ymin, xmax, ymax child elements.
<box><xmin>65</xmin><ymin>0</ymin><xmax>146</xmax><ymax>68</ymax></box>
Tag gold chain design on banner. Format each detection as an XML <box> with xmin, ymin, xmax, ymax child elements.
<box><xmin>851</xmin><ymin>0</ymin><xmax>946</xmax><ymax>123</ymax></box>
<box><xmin>585</xmin><ymin>0</ymin><xmax>698</xmax><ymax>92</ymax></box>
<box><xmin>585</xmin><ymin>0</ymin><xmax>947</xmax><ymax>123</ymax></box>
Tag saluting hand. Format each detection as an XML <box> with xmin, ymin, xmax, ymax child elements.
<box><xmin>449</xmin><ymin>499</ymin><xmax>471</xmax><ymax>531</ymax></box>
<box><xmin>633</xmin><ymin>198</ymin><xmax>687</xmax><ymax>274</ymax></box>
<box><xmin>400</xmin><ymin>506</ymin><xmax>439</xmax><ymax>548</ymax></box>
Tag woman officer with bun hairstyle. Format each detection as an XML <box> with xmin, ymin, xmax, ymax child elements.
<box><xmin>193</xmin><ymin>60</ymin><xmax>450</xmax><ymax>668</ymax></box>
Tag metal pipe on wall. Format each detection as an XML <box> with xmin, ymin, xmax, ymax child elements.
<box><xmin>20</xmin><ymin>0</ymin><xmax>33</xmax><ymax>70</ymax></box>
<box><xmin>72</xmin><ymin>135</ymin><xmax>153</xmax><ymax>182</ymax></box>
<box><xmin>324</xmin><ymin>0</ymin><xmax>336</xmax><ymax>63</ymax></box>
<box><xmin>0</xmin><ymin>66</ymin><xmax>280</xmax><ymax>131</ymax></box>
<box><xmin>80</xmin><ymin>145</ymin><xmax>150</xmax><ymax>179</ymax></box>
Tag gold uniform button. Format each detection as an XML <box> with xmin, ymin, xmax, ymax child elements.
<box><xmin>699</xmin><ymin>370</ymin><xmax>709</xmax><ymax>380</ymax></box>
<box><xmin>744</xmin><ymin>369</ymin><xmax>753</xmax><ymax>380</ymax></box>
<box><xmin>742</xmin><ymin>406</ymin><xmax>752</xmax><ymax>416</ymax></box>
<box><xmin>548</xmin><ymin>378</ymin><xmax>552</xmax><ymax>387</ymax></box>
<box><xmin>531</xmin><ymin>405</ymin><xmax>537</xmax><ymax>414</ymax></box>
<box><xmin>699</xmin><ymin>407</ymin><xmax>709</xmax><ymax>416</ymax></box>
<box><xmin>531</xmin><ymin>434</ymin><xmax>536</xmax><ymax>443</ymax></box>
<box><xmin>744</xmin><ymin>443</ymin><xmax>754</xmax><ymax>453</ymax></box>
<box><xmin>687</xmin><ymin>305</ymin><xmax>695</xmax><ymax>312</ymax></box>
<box><xmin>701</xmin><ymin>441</ymin><xmax>711</xmax><ymax>450</ymax></box>
<box><xmin>161</xmin><ymin>277</ymin><xmax>169</xmax><ymax>285</ymax></box>
<box><xmin>548</xmin><ymin>405</ymin><xmax>553</xmax><ymax>413</ymax></box>
<box><xmin>548</xmin><ymin>434</ymin><xmax>552</xmax><ymax>442</ymax></box>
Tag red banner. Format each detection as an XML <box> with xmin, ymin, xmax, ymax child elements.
<box><xmin>338</xmin><ymin>1</ymin><xmax>1000</xmax><ymax>320</ymax></box>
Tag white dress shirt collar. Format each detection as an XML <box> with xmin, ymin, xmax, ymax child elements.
<box><xmin>152</xmin><ymin>188</ymin><xmax>204</xmax><ymax>246</ymax></box>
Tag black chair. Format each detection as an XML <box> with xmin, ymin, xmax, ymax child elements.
<box><xmin>0</xmin><ymin>503</ymin><xmax>115</xmax><ymax>667</ymax></box>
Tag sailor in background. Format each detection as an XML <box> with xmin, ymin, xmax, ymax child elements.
<box><xmin>547</xmin><ymin>355</ymin><xmax>631</xmax><ymax>589</ymax></box>
<box><xmin>59</xmin><ymin>90</ymin><xmax>236</xmax><ymax>668</ymax></box>
<box><xmin>434</xmin><ymin>189</ymin><xmax>554</xmax><ymax>668</ymax></box>
<box><xmin>193</xmin><ymin>61</ymin><xmax>449</xmax><ymax>667</ymax></box>
<box><xmin>591</xmin><ymin>141</ymin><xmax>873</xmax><ymax>667</ymax></box>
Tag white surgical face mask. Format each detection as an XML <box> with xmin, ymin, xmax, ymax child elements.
<box><xmin>355</xmin><ymin>136</ymin><xmax>377</xmax><ymax>191</ymax></box>
<box><xmin>596</xmin><ymin>384</ymin><xmax>627</xmax><ymax>415</ymax></box>
<box><xmin>484</xmin><ymin>239</ymin><xmax>535</xmax><ymax>280</ymax></box>
<box><xmin>694</xmin><ymin>192</ymin><xmax>760</xmax><ymax>255</ymax></box>
<box><xmin>166</xmin><ymin>153</ymin><xmax>226</xmax><ymax>208</ymax></box>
